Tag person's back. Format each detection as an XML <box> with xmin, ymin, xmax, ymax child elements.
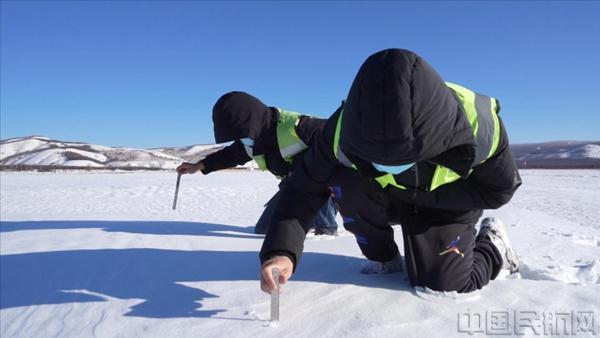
<box><xmin>259</xmin><ymin>48</ymin><xmax>521</xmax><ymax>294</ymax></box>
<box><xmin>177</xmin><ymin>91</ymin><xmax>339</xmax><ymax>235</ymax></box>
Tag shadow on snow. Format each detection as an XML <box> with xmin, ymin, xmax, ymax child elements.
<box><xmin>0</xmin><ymin>220</ymin><xmax>258</xmax><ymax>239</ymax></box>
<box><xmin>0</xmin><ymin>221</ymin><xmax>413</xmax><ymax>319</ymax></box>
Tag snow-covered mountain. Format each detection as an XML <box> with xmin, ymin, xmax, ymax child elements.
<box><xmin>0</xmin><ymin>136</ymin><xmax>228</xmax><ymax>170</ymax></box>
<box><xmin>2</xmin><ymin>136</ymin><xmax>599</xmax><ymax>170</ymax></box>
<box><xmin>511</xmin><ymin>141</ymin><xmax>600</xmax><ymax>169</ymax></box>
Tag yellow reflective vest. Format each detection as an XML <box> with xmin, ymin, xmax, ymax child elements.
<box><xmin>333</xmin><ymin>82</ymin><xmax>501</xmax><ymax>191</ymax></box>
<box><xmin>252</xmin><ymin>109</ymin><xmax>309</xmax><ymax>172</ymax></box>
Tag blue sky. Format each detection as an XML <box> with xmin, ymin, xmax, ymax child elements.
<box><xmin>1</xmin><ymin>1</ymin><xmax>598</xmax><ymax>148</ymax></box>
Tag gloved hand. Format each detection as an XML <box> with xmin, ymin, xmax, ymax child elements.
<box><xmin>176</xmin><ymin>161</ymin><xmax>204</xmax><ymax>174</ymax></box>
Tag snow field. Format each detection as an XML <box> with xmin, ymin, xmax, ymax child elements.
<box><xmin>1</xmin><ymin>169</ymin><xmax>599</xmax><ymax>337</ymax></box>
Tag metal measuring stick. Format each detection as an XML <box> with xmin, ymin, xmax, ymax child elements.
<box><xmin>172</xmin><ymin>173</ymin><xmax>181</xmax><ymax>210</ymax></box>
<box><xmin>271</xmin><ymin>267</ymin><xmax>280</xmax><ymax>322</ymax></box>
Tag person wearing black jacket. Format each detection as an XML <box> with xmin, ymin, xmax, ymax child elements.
<box><xmin>259</xmin><ymin>49</ymin><xmax>522</xmax><ymax>294</ymax></box>
<box><xmin>177</xmin><ymin>91</ymin><xmax>339</xmax><ymax>235</ymax></box>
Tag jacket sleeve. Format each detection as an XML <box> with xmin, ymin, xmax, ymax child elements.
<box><xmin>259</xmin><ymin>109</ymin><xmax>341</xmax><ymax>270</ymax></box>
<box><xmin>201</xmin><ymin>140</ymin><xmax>252</xmax><ymax>174</ymax></box>
<box><xmin>296</xmin><ymin>116</ymin><xmax>327</xmax><ymax>147</ymax></box>
<box><xmin>391</xmin><ymin>119</ymin><xmax>522</xmax><ymax>210</ymax></box>
<box><xmin>288</xmin><ymin>116</ymin><xmax>328</xmax><ymax>172</ymax></box>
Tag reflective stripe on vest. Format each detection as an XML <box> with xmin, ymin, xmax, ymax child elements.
<box><xmin>333</xmin><ymin>108</ymin><xmax>356</xmax><ymax>169</ymax></box>
<box><xmin>429</xmin><ymin>82</ymin><xmax>501</xmax><ymax>190</ymax></box>
<box><xmin>277</xmin><ymin>109</ymin><xmax>309</xmax><ymax>162</ymax></box>
<box><xmin>332</xmin><ymin>83</ymin><xmax>501</xmax><ymax>191</ymax></box>
<box><xmin>251</xmin><ymin>109</ymin><xmax>308</xmax><ymax>171</ymax></box>
<box><xmin>253</xmin><ymin>154</ymin><xmax>268</xmax><ymax>171</ymax></box>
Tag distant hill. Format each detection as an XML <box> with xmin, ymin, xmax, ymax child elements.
<box><xmin>511</xmin><ymin>141</ymin><xmax>600</xmax><ymax>169</ymax></box>
<box><xmin>1</xmin><ymin>136</ymin><xmax>598</xmax><ymax>171</ymax></box>
<box><xmin>0</xmin><ymin>136</ymin><xmax>247</xmax><ymax>171</ymax></box>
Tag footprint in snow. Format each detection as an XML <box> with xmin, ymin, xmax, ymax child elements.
<box><xmin>519</xmin><ymin>259</ymin><xmax>600</xmax><ymax>285</ymax></box>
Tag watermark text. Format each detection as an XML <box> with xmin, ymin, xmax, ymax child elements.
<box><xmin>458</xmin><ymin>310</ymin><xmax>597</xmax><ymax>335</ymax></box>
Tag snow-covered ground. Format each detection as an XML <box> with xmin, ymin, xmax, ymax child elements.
<box><xmin>1</xmin><ymin>170</ymin><xmax>599</xmax><ymax>337</ymax></box>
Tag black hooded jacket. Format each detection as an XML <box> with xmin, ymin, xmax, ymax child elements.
<box><xmin>260</xmin><ymin>49</ymin><xmax>522</xmax><ymax>269</ymax></box>
<box><xmin>201</xmin><ymin>91</ymin><xmax>325</xmax><ymax>177</ymax></box>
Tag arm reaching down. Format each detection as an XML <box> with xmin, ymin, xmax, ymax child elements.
<box><xmin>201</xmin><ymin>140</ymin><xmax>252</xmax><ymax>174</ymax></box>
<box><xmin>176</xmin><ymin>161</ymin><xmax>205</xmax><ymax>174</ymax></box>
<box><xmin>176</xmin><ymin>140</ymin><xmax>251</xmax><ymax>175</ymax></box>
<box><xmin>259</xmin><ymin>105</ymin><xmax>342</xmax><ymax>272</ymax></box>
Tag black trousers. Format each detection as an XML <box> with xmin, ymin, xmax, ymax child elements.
<box><xmin>328</xmin><ymin>167</ymin><xmax>502</xmax><ymax>293</ymax></box>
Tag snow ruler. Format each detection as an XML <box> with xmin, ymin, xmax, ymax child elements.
<box><xmin>172</xmin><ymin>173</ymin><xmax>181</xmax><ymax>210</ymax></box>
<box><xmin>271</xmin><ymin>267</ymin><xmax>280</xmax><ymax>322</ymax></box>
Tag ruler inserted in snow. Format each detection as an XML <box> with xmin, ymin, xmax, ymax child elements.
<box><xmin>271</xmin><ymin>268</ymin><xmax>280</xmax><ymax>322</ymax></box>
<box><xmin>172</xmin><ymin>173</ymin><xmax>181</xmax><ymax>210</ymax></box>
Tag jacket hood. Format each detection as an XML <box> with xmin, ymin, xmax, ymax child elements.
<box><xmin>212</xmin><ymin>91</ymin><xmax>276</xmax><ymax>143</ymax></box>
<box><xmin>340</xmin><ymin>49</ymin><xmax>476</xmax><ymax>175</ymax></box>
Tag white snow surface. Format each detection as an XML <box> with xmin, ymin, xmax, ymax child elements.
<box><xmin>1</xmin><ymin>169</ymin><xmax>600</xmax><ymax>337</ymax></box>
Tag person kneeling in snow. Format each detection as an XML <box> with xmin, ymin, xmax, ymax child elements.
<box><xmin>260</xmin><ymin>49</ymin><xmax>522</xmax><ymax>294</ymax></box>
<box><xmin>177</xmin><ymin>91</ymin><xmax>339</xmax><ymax>235</ymax></box>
